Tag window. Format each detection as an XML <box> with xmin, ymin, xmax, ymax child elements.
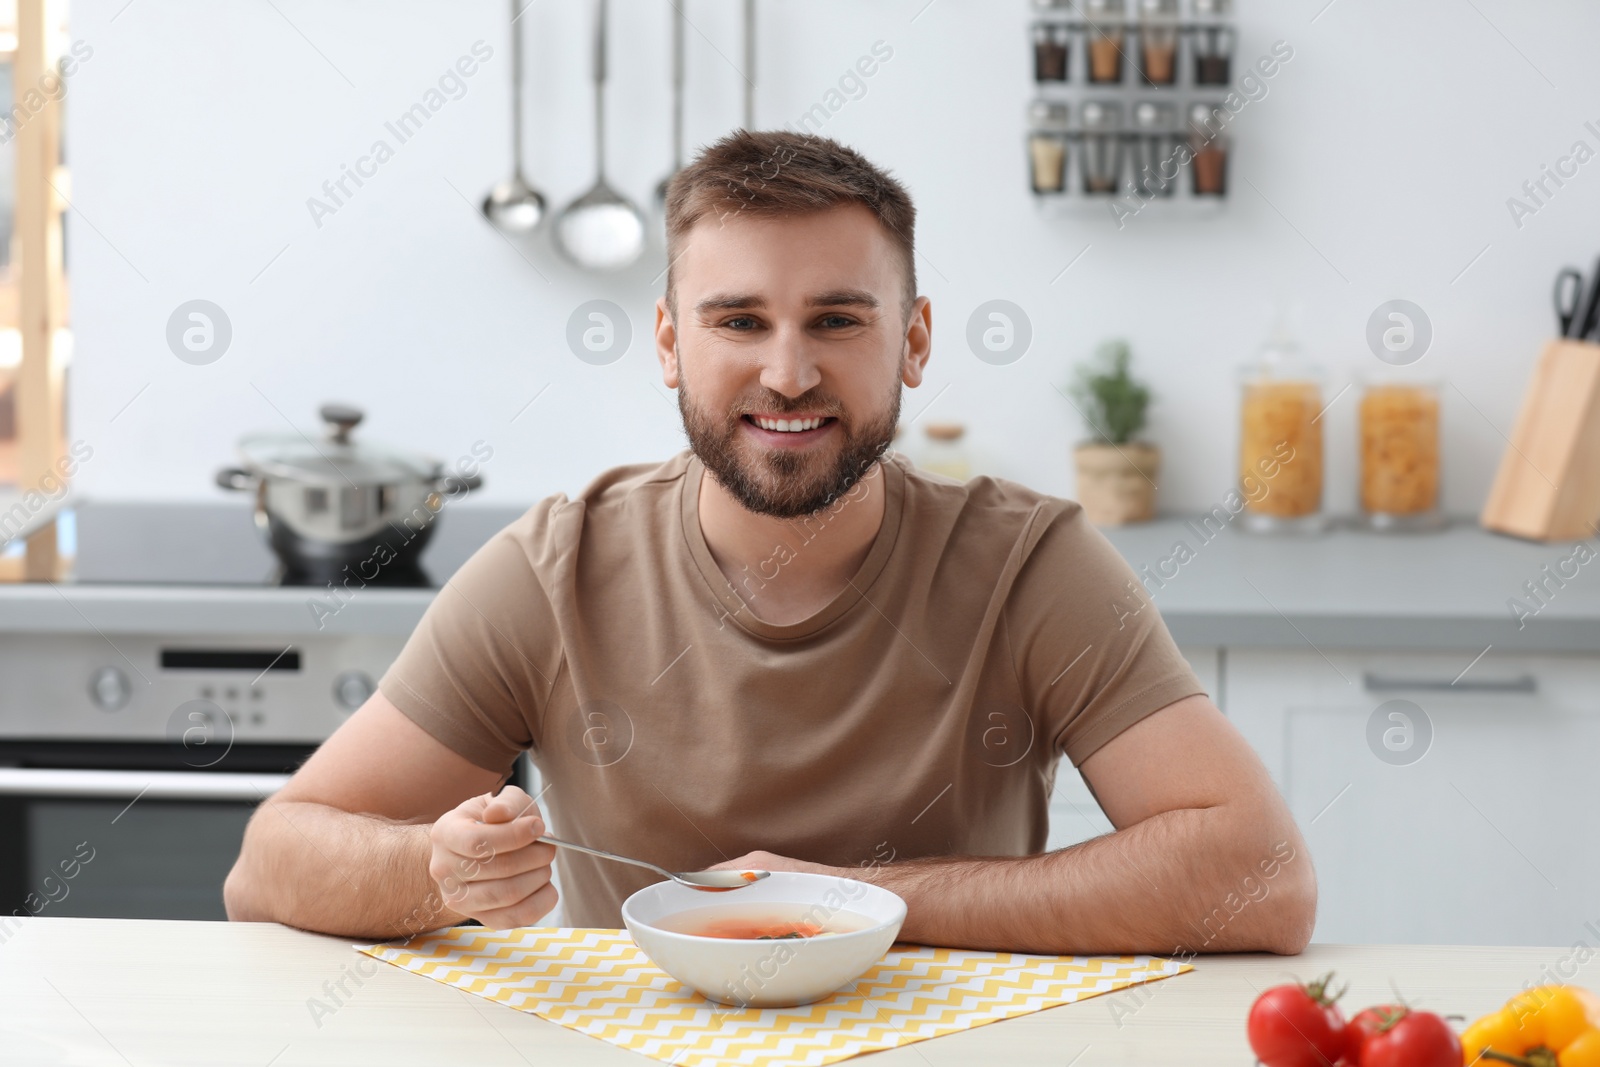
<box><xmin>0</xmin><ymin>0</ymin><xmax>72</xmax><ymax>581</ymax></box>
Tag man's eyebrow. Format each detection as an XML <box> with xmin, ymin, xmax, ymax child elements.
<box><xmin>693</xmin><ymin>290</ymin><xmax>883</xmax><ymax>315</ymax></box>
<box><xmin>808</xmin><ymin>289</ymin><xmax>881</xmax><ymax>309</ymax></box>
<box><xmin>695</xmin><ymin>293</ymin><xmax>765</xmax><ymax>313</ymax></box>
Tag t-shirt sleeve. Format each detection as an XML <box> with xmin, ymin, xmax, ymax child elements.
<box><xmin>1005</xmin><ymin>504</ymin><xmax>1208</xmax><ymax>767</ymax></box>
<box><xmin>378</xmin><ymin>499</ymin><xmax>566</xmax><ymax>775</ymax></box>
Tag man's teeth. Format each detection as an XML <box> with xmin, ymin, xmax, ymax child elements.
<box><xmin>752</xmin><ymin>416</ymin><xmax>826</xmax><ymax>432</ymax></box>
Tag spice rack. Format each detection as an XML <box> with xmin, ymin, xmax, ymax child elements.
<box><xmin>1027</xmin><ymin>0</ymin><xmax>1236</xmax><ymax>217</ymax></box>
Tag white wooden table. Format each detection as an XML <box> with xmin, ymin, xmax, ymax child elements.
<box><xmin>0</xmin><ymin>918</ymin><xmax>1581</xmax><ymax>1065</ymax></box>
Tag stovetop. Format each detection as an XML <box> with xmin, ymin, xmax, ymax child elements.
<box><xmin>68</xmin><ymin>501</ymin><xmax>527</xmax><ymax>589</ymax></box>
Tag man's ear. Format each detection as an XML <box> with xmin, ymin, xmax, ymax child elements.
<box><xmin>655</xmin><ymin>297</ymin><xmax>680</xmax><ymax>389</ymax></box>
<box><xmin>900</xmin><ymin>296</ymin><xmax>932</xmax><ymax>388</ymax></box>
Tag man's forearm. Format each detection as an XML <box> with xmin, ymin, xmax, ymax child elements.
<box><xmin>845</xmin><ymin>806</ymin><xmax>1315</xmax><ymax>956</ymax></box>
<box><xmin>224</xmin><ymin>799</ymin><xmax>466</xmax><ymax>939</ymax></box>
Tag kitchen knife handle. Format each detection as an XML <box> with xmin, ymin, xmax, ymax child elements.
<box><xmin>1555</xmin><ymin>268</ymin><xmax>1584</xmax><ymax>337</ymax></box>
<box><xmin>1570</xmin><ymin>257</ymin><xmax>1600</xmax><ymax>341</ymax></box>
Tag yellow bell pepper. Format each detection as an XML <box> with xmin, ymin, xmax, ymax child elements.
<box><xmin>1462</xmin><ymin>986</ymin><xmax>1600</xmax><ymax>1067</ymax></box>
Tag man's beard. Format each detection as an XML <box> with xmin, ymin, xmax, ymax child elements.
<box><xmin>677</xmin><ymin>364</ymin><xmax>900</xmax><ymax>519</ymax></box>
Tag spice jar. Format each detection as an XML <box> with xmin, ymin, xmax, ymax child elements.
<box><xmin>1084</xmin><ymin>0</ymin><xmax>1127</xmax><ymax>84</ymax></box>
<box><xmin>921</xmin><ymin>423</ymin><xmax>972</xmax><ymax>482</ymax></box>
<box><xmin>1027</xmin><ymin>101</ymin><xmax>1070</xmax><ymax>195</ymax></box>
<box><xmin>1130</xmin><ymin>101</ymin><xmax>1177</xmax><ymax>198</ymax></box>
<box><xmin>1359</xmin><ymin>376</ymin><xmax>1445</xmax><ymax>530</ymax></box>
<box><xmin>1188</xmin><ymin>102</ymin><xmax>1229</xmax><ymax>197</ymax></box>
<box><xmin>1238</xmin><ymin>319</ymin><xmax>1326</xmax><ymax>533</ymax></box>
<box><xmin>1033</xmin><ymin>22</ymin><xmax>1070</xmax><ymax>82</ymax></box>
<box><xmin>1080</xmin><ymin>101</ymin><xmax>1124</xmax><ymax>195</ymax></box>
<box><xmin>1192</xmin><ymin>0</ymin><xmax>1235</xmax><ymax>85</ymax></box>
<box><xmin>1137</xmin><ymin>0</ymin><xmax>1179</xmax><ymax>86</ymax></box>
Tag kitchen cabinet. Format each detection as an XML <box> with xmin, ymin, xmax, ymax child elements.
<box><xmin>1045</xmin><ymin>646</ymin><xmax>1220</xmax><ymax>852</ymax></box>
<box><xmin>1226</xmin><ymin>649</ymin><xmax>1600</xmax><ymax>946</ymax></box>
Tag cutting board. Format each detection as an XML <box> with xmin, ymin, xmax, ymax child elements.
<box><xmin>1481</xmin><ymin>337</ymin><xmax>1600</xmax><ymax>542</ymax></box>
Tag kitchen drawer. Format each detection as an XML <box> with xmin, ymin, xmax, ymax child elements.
<box><xmin>1226</xmin><ymin>649</ymin><xmax>1600</xmax><ymax>945</ymax></box>
<box><xmin>1046</xmin><ymin>646</ymin><xmax>1220</xmax><ymax>851</ymax></box>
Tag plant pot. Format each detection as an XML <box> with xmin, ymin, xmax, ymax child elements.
<box><xmin>1073</xmin><ymin>441</ymin><xmax>1160</xmax><ymax>525</ymax></box>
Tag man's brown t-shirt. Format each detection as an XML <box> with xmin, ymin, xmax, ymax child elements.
<box><xmin>380</xmin><ymin>449</ymin><xmax>1205</xmax><ymax>927</ymax></box>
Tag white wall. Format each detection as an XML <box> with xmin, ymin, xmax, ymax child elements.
<box><xmin>63</xmin><ymin>0</ymin><xmax>1600</xmax><ymax>515</ymax></box>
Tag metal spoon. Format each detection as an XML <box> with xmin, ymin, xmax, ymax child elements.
<box><xmin>554</xmin><ymin>0</ymin><xmax>646</xmax><ymax>271</ymax></box>
<box><xmin>652</xmin><ymin>0</ymin><xmax>686</xmax><ymax>217</ymax></box>
<box><xmin>482</xmin><ymin>0</ymin><xmax>546</xmax><ymax>234</ymax></box>
<box><xmin>538</xmin><ymin>834</ymin><xmax>771</xmax><ymax>891</ymax></box>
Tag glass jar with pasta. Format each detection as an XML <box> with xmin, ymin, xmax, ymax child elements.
<box><xmin>1358</xmin><ymin>376</ymin><xmax>1444</xmax><ymax>530</ymax></box>
<box><xmin>1238</xmin><ymin>326</ymin><xmax>1327</xmax><ymax>533</ymax></box>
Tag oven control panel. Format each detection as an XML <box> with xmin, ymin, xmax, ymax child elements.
<box><xmin>0</xmin><ymin>632</ymin><xmax>410</xmax><ymax>744</ymax></box>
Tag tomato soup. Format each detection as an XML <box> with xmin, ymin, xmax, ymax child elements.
<box><xmin>656</xmin><ymin>902</ymin><xmax>874</xmax><ymax>940</ymax></box>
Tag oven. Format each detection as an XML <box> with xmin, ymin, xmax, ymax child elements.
<box><xmin>0</xmin><ymin>500</ymin><xmax>527</xmax><ymax>921</ymax></box>
<box><xmin>0</xmin><ymin>631</ymin><xmax>404</xmax><ymax>920</ymax></box>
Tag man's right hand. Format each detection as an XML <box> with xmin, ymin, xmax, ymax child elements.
<box><xmin>428</xmin><ymin>784</ymin><xmax>558</xmax><ymax>928</ymax></box>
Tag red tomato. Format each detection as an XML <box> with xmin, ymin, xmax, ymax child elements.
<box><xmin>1355</xmin><ymin>1008</ymin><xmax>1461</xmax><ymax>1067</ymax></box>
<box><xmin>1247</xmin><ymin>975</ymin><xmax>1350</xmax><ymax>1067</ymax></box>
<box><xmin>1340</xmin><ymin>1005</ymin><xmax>1405</xmax><ymax>1065</ymax></box>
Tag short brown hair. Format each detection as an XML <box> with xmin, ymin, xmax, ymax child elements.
<box><xmin>663</xmin><ymin>130</ymin><xmax>918</xmax><ymax>317</ymax></box>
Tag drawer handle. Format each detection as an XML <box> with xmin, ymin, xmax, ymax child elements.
<box><xmin>1362</xmin><ymin>672</ymin><xmax>1537</xmax><ymax>695</ymax></box>
<box><xmin>0</xmin><ymin>767</ymin><xmax>289</xmax><ymax>801</ymax></box>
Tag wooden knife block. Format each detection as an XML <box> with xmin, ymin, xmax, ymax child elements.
<box><xmin>1481</xmin><ymin>337</ymin><xmax>1600</xmax><ymax>542</ymax></box>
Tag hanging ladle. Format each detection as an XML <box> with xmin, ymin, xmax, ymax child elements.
<box><xmin>554</xmin><ymin>0</ymin><xmax>646</xmax><ymax>271</ymax></box>
<box><xmin>482</xmin><ymin>0</ymin><xmax>546</xmax><ymax>234</ymax></box>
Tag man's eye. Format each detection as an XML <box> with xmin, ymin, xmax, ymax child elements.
<box><xmin>819</xmin><ymin>315</ymin><xmax>857</xmax><ymax>328</ymax></box>
<box><xmin>723</xmin><ymin>316</ymin><xmax>758</xmax><ymax>331</ymax></box>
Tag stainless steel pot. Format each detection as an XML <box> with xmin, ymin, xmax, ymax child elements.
<box><xmin>216</xmin><ymin>403</ymin><xmax>482</xmax><ymax>580</ymax></box>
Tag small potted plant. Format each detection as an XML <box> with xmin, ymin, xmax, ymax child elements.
<box><xmin>1066</xmin><ymin>339</ymin><xmax>1159</xmax><ymax>525</ymax></box>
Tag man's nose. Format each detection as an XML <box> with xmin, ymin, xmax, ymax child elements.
<box><xmin>756</xmin><ymin>331</ymin><xmax>822</xmax><ymax>398</ymax></box>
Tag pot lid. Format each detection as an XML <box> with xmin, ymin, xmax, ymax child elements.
<box><xmin>236</xmin><ymin>403</ymin><xmax>442</xmax><ymax>487</ymax></box>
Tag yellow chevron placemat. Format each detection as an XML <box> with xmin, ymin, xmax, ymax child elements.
<box><xmin>357</xmin><ymin>927</ymin><xmax>1190</xmax><ymax>1067</ymax></box>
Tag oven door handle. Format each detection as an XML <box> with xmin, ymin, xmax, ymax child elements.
<box><xmin>0</xmin><ymin>767</ymin><xmax>290</xmax><ymax>801</ymax></box>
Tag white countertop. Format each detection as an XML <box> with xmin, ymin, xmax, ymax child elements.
<box><xmin>0</xmin><ymin>918</ymin><xmax>1572</xmax><ymax>1065</ymax></box>
<box><xmin>1099</xmin><ymin>517</ymin><xmax>1600</xmax><ymax>652</ymax></box>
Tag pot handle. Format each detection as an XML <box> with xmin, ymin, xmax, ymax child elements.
<box><xmin>320</xmin><ymin>403</ymin><xmax>364</xmax><ymax>444</ymax></box>
<box><xmin>436</xmin><ymin>472</ymin><xmax>484</xmax><ymax>495</ymax></box>
<box><xmin>215</xmin><ymin>467</ymin><xmax>256</xmax><ymax>491</ymax></box>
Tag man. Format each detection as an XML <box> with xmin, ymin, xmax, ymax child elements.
<box><xmin>226</xmin><ymin>131</ymin><xmax>1316</xmax><ymax>956</ymax></box>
